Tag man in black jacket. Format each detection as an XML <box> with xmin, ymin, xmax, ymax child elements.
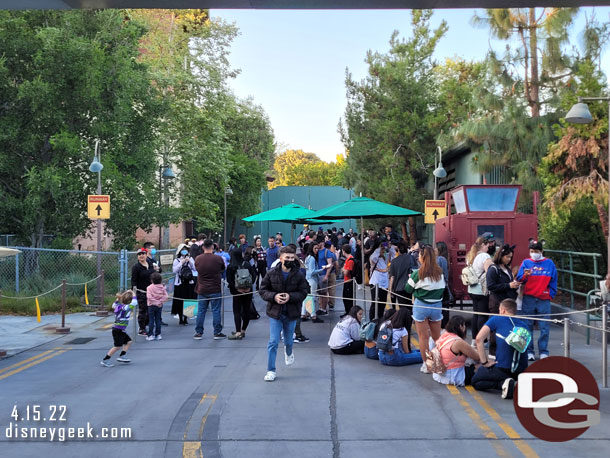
<box><xmin>260</xmin><ymin>246</ymin><xmax>309</xmax><ymax>382</ymax></box>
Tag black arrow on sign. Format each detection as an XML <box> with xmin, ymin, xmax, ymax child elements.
<box><xmin>432</xmin><ymin>209</ymin><xmax>439</xmax><ymax>220</ymax></box>
<box><xmin>96</xmin><ymin>205</ymin><xmax>103</xmax><ymax>216</ymax></box>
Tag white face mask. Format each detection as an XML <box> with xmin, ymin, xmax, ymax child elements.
<box><xmin>530</xmin><ymin>252</ymin><xmax>542</xmax><ymax>261</ymax></box>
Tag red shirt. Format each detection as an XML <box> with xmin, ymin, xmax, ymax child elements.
<box><xmin>343</xmin><ymin>255</ymin><xmax>355</xmax><ymax>281</ymax></box>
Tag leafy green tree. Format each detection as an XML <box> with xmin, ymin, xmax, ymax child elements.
<box><xmin>0</xmin><ymin>10</ymin><xmax>165</xmax><ymax>249</ymax></box>
<box><xmin>271</xmin><ymin>149</ymin><xmax>343</xmax><ymax>188</ymax></box>
<box><xmin>340</xmin><ymin>10</ymin><xmax>448</xmax><ymax>210</ymax></box>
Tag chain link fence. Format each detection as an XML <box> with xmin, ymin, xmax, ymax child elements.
<box><xmin>0</xmin><ymin>247</ymin><xmax>179</xmax><ymax>299</ymax></box>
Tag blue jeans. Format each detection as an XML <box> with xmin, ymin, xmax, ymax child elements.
<box><xmin>195</xmin><ymin>293</ymin><xmax>222</xmax><ymax>335</ymax></box>
<box><xmin>267</xmin><ymin>314</ymin><xmax>297</xmax><ymax>372</ymax></box>
<box><xmin>364</xmin><ymin>345</ymin><xmax>379</xmax><ymax>360</ymax></box>
<box><xmin>148</xmin><ymin>306</ymin><xmax>162</xmax><ymax>336</ymax></box>
<box><xmin>521</xmin><ymin>295</ymin><xmax>550</xmax><ymax>355</ymax></box>
<box><xmin>379</xmin><ymin>347</ymin><xmax>422</xmax><ymax>366</ymax></box>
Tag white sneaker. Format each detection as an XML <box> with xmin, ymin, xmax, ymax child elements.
<box><xmin>146</xmin><ymin>336</ymin><xmax>155</xmax><ymax>341</ymax></box>
<box><xmin>155</xmin><ymin>335</ymin><xmax>162</xmax><ymax>340</ymax></box>
<box><xmin>540</xmin><ymin>353</ymin><xmax>549</xmax><ymax>359</ymax></box>
<box><xmin>420</xmin><ymin>362</ymin><xmax>430</xmax><ymax>374</ymax></box>
<box><xmin>528</xmin><ymin>353</ymin><xmax>536</xmax><ymax>361</ymax></box>
<box><xmin>100</xmin><ymin>360</ymin><xmax>114</xmax><ymax>367</ymax></box>
<box><xmin>285</xmin><ymin>350</ymin><xmax>294</xmax><ymax>366</ymax></box>
<box><xmin>116</xmin><ymin>356</ymin><xmax>131</xmax><ymax>363</ymax></box>
<box><xmin>263</xmin><ymin>371</ymin><xmax>276</xmax><ymax>382</ymax></box>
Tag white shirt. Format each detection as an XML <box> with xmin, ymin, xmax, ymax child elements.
<box><xmin>328</xmin><ymin>316</ymin><xmax>361</xmax><ymax>349</ymax></box>
<box><xmin>369</xmin><ymin>248</ymin><xmax>390</xmax><ymax>288</ymax></box>
<box><xmin>468</xmin><ymin>252</ymin><xmax>491</xmax><ymax>296</ymax></box>
<box><xmin>379</xmin><ymin>323</ymin><xmax>408</xmax><ymax>349</ymax></box>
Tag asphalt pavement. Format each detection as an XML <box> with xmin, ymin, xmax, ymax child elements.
<box><xmin>0</xmin><ymin>285</ymin><xmax>608</xmax><ymax>458</ymax></box>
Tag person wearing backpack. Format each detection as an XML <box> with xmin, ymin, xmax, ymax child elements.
<box><xmin>472</xmin><ymin>299</ymin><xmax>529</xmax><ymax>399</ymax></box>
<box><xmin>377</xmin><ymin>307</ymin><xmax>421</xmax><ymax>366</ymax></box>
<box><xmin>328</xmin><ymin>306</ymin><xmax>364</xmax><ymax>354</ymax></box>
<box><xmin>431</xmin><ymin>316</ymin><xmax>480</xmax><ymax>386</ymax></box>
<box><xmin>466</xmin><ymin>233</ymin><xmax>495</xmax><ymax>343</ymax></box>
<box><xmin>226</xmin><ymin>249</ymin><xmax>257</xmax><ymax>340</ymax></box>
<box><xmin>172</xmin><ymin>244</ymin><xmax>196</xmax><ymax>325</ymax></box>
<box><xmin>363</xmin><ymin>309</ymin><xmax>396</xmax><ymax>360</ymax></box>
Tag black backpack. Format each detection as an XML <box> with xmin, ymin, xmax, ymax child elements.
<box><xmin>376</xmin><ymin>322</ymin><xmax>394</xmax><ymax>352</ymax></box>
<box><xmin>180</xmin><ymin>262</ymin><xmax>193</xmax><ymax>283</ymax></box>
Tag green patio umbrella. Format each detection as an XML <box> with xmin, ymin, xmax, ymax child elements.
<box><xmin>308</xmin><ymin>196</ymin><xmax>422</xmax><ymax>318</ymax></box>
<box><xmin>243</xmin><ymin>203</ymin><xmax>338</xmax><ymax>242</ymax></box>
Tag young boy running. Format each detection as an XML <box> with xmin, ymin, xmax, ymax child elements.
<box><xmin>101</xmin><ymin>290</ymin><xmax>135</xmax><ymax>367</ymax></box>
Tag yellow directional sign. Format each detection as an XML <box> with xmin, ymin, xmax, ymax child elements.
<box><xmin>425</xmin><ymin>200</ymin><xmax>446</xmax><ymax>224</ymax></box>
<box><xmin>88</xmin><ymin>195</ymin><xmax>110</xmax><ymax>219</ymax></box>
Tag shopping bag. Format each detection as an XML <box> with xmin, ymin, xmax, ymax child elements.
<box><xmin>303</xmin><ymin>294</ymin><xmax>315</xmax><ymax>315</ymax></box>
<box><xmin>183</xmin><ymin>300</ymin><xmax>198</xmax><ymax>318</ymax></box>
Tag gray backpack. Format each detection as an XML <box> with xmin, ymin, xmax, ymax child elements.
<box><xmin>235</xmin><ymin>264</ymin><xmax>252</xmax><ymax>290</ymax></box>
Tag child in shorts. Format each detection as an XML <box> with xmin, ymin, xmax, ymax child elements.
<box><xmin>100</xmin><ymin>290</ymin><xmax>135</xmax><ymax>367</ymax></box>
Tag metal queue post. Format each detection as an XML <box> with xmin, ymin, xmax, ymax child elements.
<box><xmin>603</xmin><ymin>302</ymin><xmax>608</xmax><ymax>388</ymax></box>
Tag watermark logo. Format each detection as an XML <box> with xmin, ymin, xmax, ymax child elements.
<box><xmin>514</xmin><ymin>356</ymin><xmax>600</xmax><ymax>442</ymax></box>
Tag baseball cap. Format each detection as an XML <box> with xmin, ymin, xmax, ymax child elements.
<box><xmin>481</xmin><ymin>232</ymin><xmax>495</xmax><ymax>241</ymax></box>
<box><xmin>137</xmin><ymin>248</ymin><xmax>147</xmax><ymax>255</ymax></box>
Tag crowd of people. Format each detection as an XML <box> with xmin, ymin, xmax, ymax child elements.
<box><xmin>102</xmin><ymin>225</ymin><xmax>558</xmax><ymax>401</ymax></box>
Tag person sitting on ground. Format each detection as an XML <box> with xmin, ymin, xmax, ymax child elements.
<box><xmin>328</xmin><ymin>306</ymin><xmax>365</xmax><ymax>354</ymax></box>
<box><xmin>378</xmin><ymin>308</ymin><xmax>422</xmax><ymax>366</ymax></box>
<box><xmin>471</xmin><ymin>298</ymin><xmax>529</xmax><ymax>399</ymax></box>
<box><xmin>432</xmin><ymin>316</ymin><xmax>480</xmax><ymax>386</ymax></box>
<box><xmin>364</xmin><ymin>308</ymin><xmax>396</xmax><ymax>360</ymax></box>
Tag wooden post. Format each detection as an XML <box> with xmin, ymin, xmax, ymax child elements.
<box><xmin>95</xmin><ymin>269</ymin><xmax>108</xmax><ymax>316</ymax></box>
<box><xmin>56</xmin><ymin>279</ymin><xmax>70</xmax><ymax>333</ymax></box>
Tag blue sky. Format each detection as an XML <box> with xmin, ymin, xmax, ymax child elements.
<box><xmin>210</xmin><ymin>8</ymin><xmax>610</xmax><ymax>163</ymax></box>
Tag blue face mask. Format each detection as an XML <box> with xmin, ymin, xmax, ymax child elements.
<box><xmin>150</xmin><ymin>248</ymin><xmax>157</xmax><ymax>255</ymax></box>
<box><xmin>181</xmin><ymin>250</ymin><xmax>188</xmax><ymax>256</ymax></box>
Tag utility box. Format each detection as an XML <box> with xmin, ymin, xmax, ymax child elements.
<box><xmin>435</xmin><ymin>185</ymin><xmax>538</xmax><ymax>303</ymax></box>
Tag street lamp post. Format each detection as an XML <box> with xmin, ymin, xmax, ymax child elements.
<box><xmin>566</xmin><ymin>97</ymin><xmax>609</xmax><ymax>389</ymax></box>
<box><xmin>224</xmin><ymin>186</ymin><xmax>233</xmax><ymax>250</ymax></box>
<box><xmin>89</xmin><ymin>141</ymin><xmax>103</xmax><ymax>304</ymax></box>
<box><xmin>433</xmin><ymin>146</ymin><xmax>448</xmax><ymax>200</ymax></box>
<box><xmin>158</xmin><ymin>164</ymin><xmax>175</xmax><ymax>249</ymax></box>
<box><xmin>566</xmin><ymin>97</ymin><xmax>610</xmax><ymax>278</ymax></box>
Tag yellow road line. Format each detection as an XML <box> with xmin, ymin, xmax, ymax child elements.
<box><xmin>0</xmin><ymin>349</ymin><xmax>58</xmax><ymax>375</ymax></box>
<box><xmin>183</xmin><ymin>441</ymin><xmax>203</xmax><ymax>458</ymax></box>
<box><xmin>198</xmin><ymin>395</ymin><xmax>217</xmax><ymax>439</ymax></box>
<box><xmin>446</xmin><ymin>385</ymin><xmax>510</xmax><ymax>457</ymax></box>
<box><xmin>465</xmin><ymin>386</ymin><xmax>539</xmax><ymax>458</ymax></box>
<box><xmin>0</xmin><ymin>348</ymin><xmax>70</xmax><ymax>381</ymax></box>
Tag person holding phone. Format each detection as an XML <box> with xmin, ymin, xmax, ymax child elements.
<box><xmin>516</xmin><ymin>240</ymin><xmax>557</xmax><ymax>361</ymax></box>
<box><xmin>260</xmin><ymin>246</ymin><xmax>309</xmax><ymax>382</ymax></box>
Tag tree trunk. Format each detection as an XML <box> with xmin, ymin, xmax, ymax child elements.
<box><xmin>529</xmin><ymin>8</ymin><xmax>540</xmax><ymax>118</ymax></box>
<box><xmin>408</xmin><ymin>216</ymin><xmax>418</xmax><ymax>243</ymax></box>
<box><xmin>401</xmin><ymin>221</ymin><xmax>409</xmax><ymax>244</ymax></box>
<box><xmin>594</xmin><ymin>201</ymin><xmax>609</xmax><ymax>239</ymax></box>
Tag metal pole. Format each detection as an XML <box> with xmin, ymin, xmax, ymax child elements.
<box><xmin>563</xmin><ymin>317</ymin><xmax>570</xmax><ymax>358</ymax></box>
<box><xmin>56</xmin><ymin>279</ymin><xmax>70</xmax><ymax>333</ymax></box>
<box><xmin>96</xmin><ymin>149</ymin><xmax>102</xmax><ymax>303</ymax></box>
<box><xmin>158</xmin><ymin>167</ymin><xmax>163</xmax><ymax>249</ymax></box>
<box><xmin>360</xmin><ymin>216</ymin><xmax>366</xmax><ymax>318</ymax></box>
<box><xmin>15</xmin><ymin>252</ymin><xmax>19</xmax><ymax>293</ymax></box>
<box><xmin>224</xmin><ymin>190</ymin><xmax>227</xmax><ymax>251</ymax></box>
<box><xmin>0</xmin><ymin>288</ymin><xmax>5</xmax><ymax>357</ymax></box>
<box><xmin>221</xmin><ymin>280</ymin><xmax>225</xmax><ymax>328</ymax></box>
<box><xmin>603</xmin><ymin>303</ymin><xmax>608</xmax><ymax>388</ymax></box>
<box><xmin>374</xmin><ymin>284</ymin><xmax>379</xmax><ymax>320</ymax></box>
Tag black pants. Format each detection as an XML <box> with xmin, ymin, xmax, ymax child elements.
<box><xmin>137</xmin><ymin>293</ymin><xmax>148</xmax><ymax>332</ymax></box>
<box><xmin>471</xmin><ymin>294</ymin><xmax>490</xmax><ymax>341</ymax></box>
<box><xmin>343</xmin><ymin>280</ymin><xmax>354</xmax><ymax>315</ymax></box>
<box><xmin>369</xmin><ymin>285</ymin><xmax>388</xmax><ymax>321</ymax></box>
<box><xmin>472</xmin><ymin>365</ymin><xmax>518</xmax><ymax>391</ymax></box>
<box><xmin>256</xmin><ymin>261</ymin><xmax>267</xmax><ymax>290</ymax></box>
<box><xmin>233</xmin><ymin>292</ymin><xmax>252</xmax><ymax>333</ymax></box>
<box><xmin>331</xmin><ymin>340</ymin><xmax>365</xmax><ymax>355</ymax></box>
